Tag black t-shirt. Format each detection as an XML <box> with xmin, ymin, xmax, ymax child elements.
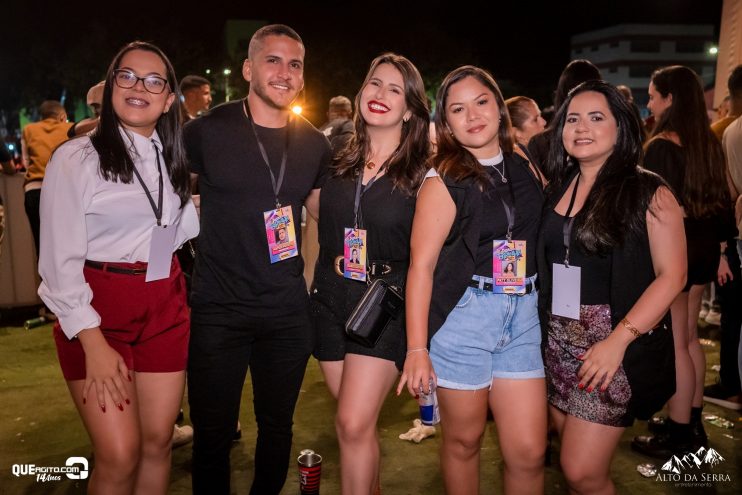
<box><xmin>474</xmin><ymin>153</ymin><xmax>544</xmax><ymax>277</ymax></box>
<box><xmin>184</xmin><ymin>100</ymin><xmax>331</xmax><ymax>323</ymax></box>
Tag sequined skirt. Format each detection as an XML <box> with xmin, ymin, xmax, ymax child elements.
<box><xmin>546</xmin><ymin>304</ymin><xmax>633</xmax><ymax>427</ymax></box>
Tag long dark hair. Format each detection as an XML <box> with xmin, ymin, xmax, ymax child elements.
<box><xmin>333</xmin><ymin>53</ymin><xmax>430</xmax><ymax>196</ymax></box>
<box><xmin>547</xmin><ymin>80</ymin><xmax>654</xmax><ymax>253</ymax></box>
<box><xmin>554</xmin><ymin>59</ymin><xmax>602</xmax><ymax>110</ymax></box>
<box><xmin>649</xmin><ymin>65</ymin><xmax>728</xmax><ymax>218</ymax></box>
<box><xmin>433</xmin><ymin>66</ymin><xmax>514</xmax><ymax>188</ymax></box>
<box><xmin>91</xmin><ymin>41</ymin><xmax>190</xmax><ymax>207</ymax></box>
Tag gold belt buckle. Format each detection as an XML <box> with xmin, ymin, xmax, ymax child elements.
<box><xmin>334</xmin><ymin>255</ymin><xmax>344</xmax><ymax>277</ymax></box>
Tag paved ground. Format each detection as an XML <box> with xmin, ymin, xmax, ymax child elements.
<box><xmin>1</xmin><ymin>307</ymin><xmax>739</xmax><ymax>494</ymax></box>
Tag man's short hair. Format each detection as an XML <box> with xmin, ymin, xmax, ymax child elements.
<box><xmin>728</xmin><ymin>65</ymin><xmax>742</xmax><ymax>100</ymax></box>
<box><xmin>39</xmin><ymin>100</ymin><xmax>65</xmax><ymax>120</ymax></box>
<box><xmin>87</xmin><ymin>81</ymin><xmax>105</xmax><ymax>107</ymax></box>
<box><xmin>180</xmin><ymin>75</ymin><xmax>211</xmax><ymax>93</ymax></box>
<box><xmin>248</xmin><ymin>24</ymin><xmax>303</xmax><ymax>60</ymax></box>
<box><xmin>329</xmin><ymin>96</ymin><xmax>352</xmax><ymax>115</ymax></box>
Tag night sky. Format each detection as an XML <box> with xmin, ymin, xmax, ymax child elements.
<box><xmin>1</xmin><ymin>0</ymin><xmax>723</xmax><ymax>127</ymax></box>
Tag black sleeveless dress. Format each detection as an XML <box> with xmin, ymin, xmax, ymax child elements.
<box><xmin>310</xmin><ymin>170</ymin><xmax>415</xmax><ymax>370</ymax></box>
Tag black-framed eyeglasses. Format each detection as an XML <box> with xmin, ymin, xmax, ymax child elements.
<box><xmin>113</xmin><ymin>69</ymin><xmax>169</xmax><ymax>94</ymax></box>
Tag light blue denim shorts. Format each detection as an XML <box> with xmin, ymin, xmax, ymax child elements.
<box><xmin>430</xmin><ymin>276</ymin><xmax>544</xmax><ymax>390</ymax></box>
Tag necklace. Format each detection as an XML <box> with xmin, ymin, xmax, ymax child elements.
<box><xmin>491</xmin><ymin>162</ymin><xmax>507</xmax><ymax>183</ymax></box>
<box><xmin>366</xmin><ymin>161</ymin><xmax>377</xmax><ymax>170</ymax></box>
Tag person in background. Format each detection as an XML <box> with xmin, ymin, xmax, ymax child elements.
<box><xmin>528</xmin><ymin>60</ymin><xmax>602</xmax><ymax>181</ymax></box>
<box><xmin>539</xmin><ymin>80</ymin><xmax>684</xmax><ymax>493</ymax></box>
<box><xmin>319</xmin><ymin>95</ymin><xmax>355</xmax><ymax>154</ymax></box>
<box><xmin>505</xmin><ymin>95</ymin><xmax>547</xmax><ymax>185</ymax></box>
<box><xmin>22</xmin><ymin>100</ymin><xmax>73</xmax><ymax>257</ymax></box>
<box><xmin>506</xmin><ymin>96</ymin><xmax>546</xmax><ymax>148</ymax></box>
<box><xmin>0</xmin><ymin>144</ymin><xmax>16</xmax><ymax>257</ymax></box>
<box><xmin>708</xmin><ymin>64</ymin><xmax>742</xmax><ymax>411</ymax></box>
<box><xmin>39</xmin><ymin>40</ymin><xmax>198</xmax><ymax>495</ymax></box>
<box><xmin>180</xmin><ymin>75</ymin><xmax>212</xmax><ymax>122</ymax></box>
<box><xmin>633</xmin><ymin>65</ymin><xmax>735</xmax><ymax>457</ymax></box>
<box><xmin>68</xmin><ymin>81</ymin><xmax>105</xmax><ymax>137</ymax></box>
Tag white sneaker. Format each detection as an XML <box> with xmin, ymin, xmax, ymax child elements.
<box><xmin>172</xmin><ymin>424</ymin><xmax>193</xmax><ymax>448</ymax></box>
<box><xmin>698</xmin><ymin>302</ymin><xmax>710</xmax><ymax>320</ymax></box>
<box><xmin>704</xmin><ymin>308</ymin><xmax>721</xmax><ymax>326</ymax></box>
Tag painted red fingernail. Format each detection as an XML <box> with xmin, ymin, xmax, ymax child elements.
<box><xmin>125</xmin><ymin>398</ymin><xmax>130</xmax><ymax>405</ymax></box>
<box><xmin>587</xmin><ymin>386</ymin><xmax>593</xmax><ymax>393</ymax></box>
<box><xmin>117</xmin><ymin>403</ymin><xmax>124</xmax><ymax>411</ymax></box>
<box><xmin>82</xmin><ymin>397</ymin><xmax>86</xmax><ymax>405</ymax></box>
<box><xmin>100</xmin><ymin>405</ymin><xmax>106</xmax><ymax>413</ymax></box>
<box><xmin>578</xmin><ymin>383</ymin><xmax>584</xmax><ymax>390</ymax></box>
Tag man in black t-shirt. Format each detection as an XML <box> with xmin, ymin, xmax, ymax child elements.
<box><xmin>183</xmin><ymin>24</ymin><xmax>330</xmax><ymax>495</ymax></box>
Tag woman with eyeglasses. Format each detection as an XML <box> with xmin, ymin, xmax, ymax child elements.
<box><xmin>38</xmin><ymin>41</ymin><xmax>198</xmax><ymax>494</ymax></box>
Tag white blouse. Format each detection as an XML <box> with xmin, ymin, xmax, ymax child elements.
<box><xmin>38</xmin><ymin>128</ymin><xmax>199</xmax><ymax>339</ymax></box>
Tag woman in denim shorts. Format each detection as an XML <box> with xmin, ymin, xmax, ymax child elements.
<box><xmin>398</xmin><ymin>66</ymin><xmax>547</xmax><ymax>495</ymax></box>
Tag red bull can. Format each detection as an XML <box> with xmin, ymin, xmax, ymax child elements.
<box><xmin>417</xmin><ymin>382</ymin><xmax>440</xmax><ymax>426</ymax></box>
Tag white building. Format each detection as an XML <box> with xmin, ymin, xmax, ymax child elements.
<box><xmin>571</xmin><ymin>24</ymin><xmax>718</xmax><ymax>114</ymax></box>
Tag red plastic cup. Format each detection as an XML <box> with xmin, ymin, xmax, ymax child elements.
<box><xmin>297</xmin><ymin>449</ymin><xmax>322</xmax><ymax>494</ymax></box>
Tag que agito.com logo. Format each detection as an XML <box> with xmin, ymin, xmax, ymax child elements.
<box><xmin>11</xmin><ymin>457</ymin><xmax>88</xmax><ymax>482</ymax></box>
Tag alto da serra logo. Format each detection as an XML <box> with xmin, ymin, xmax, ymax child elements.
<box><xmin>655</xmin><ymin>447</ymin><xmax>731</xmax><ymax>484</ymax></box>
<box><xmin>661</xmin><ymin>446</ymin><xmax>724</xmax><ymax>473</ymax></box>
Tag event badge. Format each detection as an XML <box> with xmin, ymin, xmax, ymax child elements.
<box><xmin>492</xmin><ymin>240</ymin><xmax>526</xmax><ymax>294</ymax></box>
<box><xmin>343</xmin><ymin>228</ymin><xmax>367</xmax><ymax>281</ymax></box>
<box><xmin>552</xmin><ymin>263</ymin><xmax>581</xmax><ymax>319</ymax></box>
<box><xmin>264</xmin><ymin>206</ymin><xmax>299</xmax><ymax>263</ymax></box>
<box><xmin>146</xmin><ymin>224</ymin><xmax>177</xmax><ymax>282</ymax></box>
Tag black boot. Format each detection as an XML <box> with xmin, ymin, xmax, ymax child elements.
<box><xmin>632</xmin><ymin>418</ymin><xmax>693</xmax><ymax>459</ymax></box>
<box><xmin>690</xmin><ymin>407</ymin><xmax>708</xmax><ymax>449</ymax></box>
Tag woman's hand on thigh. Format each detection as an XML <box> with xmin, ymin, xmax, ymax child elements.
<box><xmin>77</xmin><ymin>327</ymin><xmax>130</xmax><ymax>412</ymax></box>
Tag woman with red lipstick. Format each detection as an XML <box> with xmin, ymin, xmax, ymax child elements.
<box><xmin>310</xmin><ymin>53</ymin><xmax>430</xmax><ymax>493</ymax></box>
<box><xmin>39</xmin><ymin>41</ymin><xmax>197</xmax><ymax>494</ymax></box>
<box><xmin>537</xmin><ymin>80</ymin><xmax>684</xmax><ymax>493</ymax></box>
<box><xmin>398</xmin><ymin>66</ymin><xmax>546</xmax><ymax>495</ymax></box>
<box><xmin>632</xmin><ymin>66</ymin><xmax>734</xmax><ymax>458</ymax></box>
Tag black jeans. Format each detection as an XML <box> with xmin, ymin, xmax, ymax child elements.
<box><xmin>716</xmin><ymin>240</ymin><xmax>742</xmax><ymax>394</ymax></box>
<box><xmin>188</xmin><ymin>310</ymin><xmax>312</xmax><ymax>495</ymax></box>
<box><xmin>24</xmin><ymin>188</ymin><xmax>41</xmax><ymax>257</ymax></box>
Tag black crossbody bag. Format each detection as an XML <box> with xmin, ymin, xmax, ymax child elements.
<box><xmin>345</xmin><ymin>278</ymin><xmax>404</xmax><ymax>347</ymax></box>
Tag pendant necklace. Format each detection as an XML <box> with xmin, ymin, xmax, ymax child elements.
<box><xmin>491</xmin><ymin>162</ymin><xmax>507</xmax><ymax>183</ymax></box>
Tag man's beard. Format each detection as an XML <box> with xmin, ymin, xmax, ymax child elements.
<box><xmin>251</xmin><ymin>81</ymin><xmax>295</xmax><ymax>111</ymax></box>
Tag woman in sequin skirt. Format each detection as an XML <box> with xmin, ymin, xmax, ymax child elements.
<box><xmin>537</xmin><ymin>80</ymin><xmax>686</xmax><ymax>494</ymax></box>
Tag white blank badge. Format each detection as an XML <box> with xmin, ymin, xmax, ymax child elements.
<box><xmin>552</xmin><ymin>263</ymin><xmax>581</xmax><ymax>320</ymax></box>
<box><xmin>146</xmin><ymin>225</ymin><xmax>176</xmax><ymax>282</ymax></box>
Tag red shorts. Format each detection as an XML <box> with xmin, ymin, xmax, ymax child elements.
<box><xmin>54</xmin><ymin>257</ymin><xmax>190</xmax><ymax>381</ymax></box>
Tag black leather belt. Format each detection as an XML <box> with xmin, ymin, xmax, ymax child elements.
<box><xmin>84</xmin><ymin>260</ymin><xmax>148</xmax><ymax>275</ymax></box>
<box><xmin>469</xmin><ymin>275</ymin><xmax>537</xmax><ymax>294</ymax></box>
<box><xmin>332</xmin><ymin>256</ymin><xmax>407</xmax><ymax>278</ymax></box>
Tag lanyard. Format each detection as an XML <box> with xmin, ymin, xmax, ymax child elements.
<box><xmin>486</xmin><ymin>160</ymin><xmax>516</xmax><ymax>241</ymax></box>
<box><xmin>562</xmin><ymin>174</ymin><xmax>580</xmax><ymax>266</ymax></box>
<box><xmin>244</xmin><ymin>99</ymin><xmax>291</xmax><ymax>208</ymax></box>
<box><xmin>131</xmin><ymin>140</ymin><xmax>164</xmax><ymax>226</ymax></box>
<box><xmin>352</xmin><ymin>149</ymin><xmax>399</xmax><ymax>228</ymax></box>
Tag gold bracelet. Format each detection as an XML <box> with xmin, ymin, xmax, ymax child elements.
<box><xmin>621</xmin><ymin>318</ymin><xmax>642</xmax><ymax>339</ymax></box>
<box><xmin>406</xmin><ymin>347</ymin><xmax>428</xmax><ymax>356</ymax></box>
